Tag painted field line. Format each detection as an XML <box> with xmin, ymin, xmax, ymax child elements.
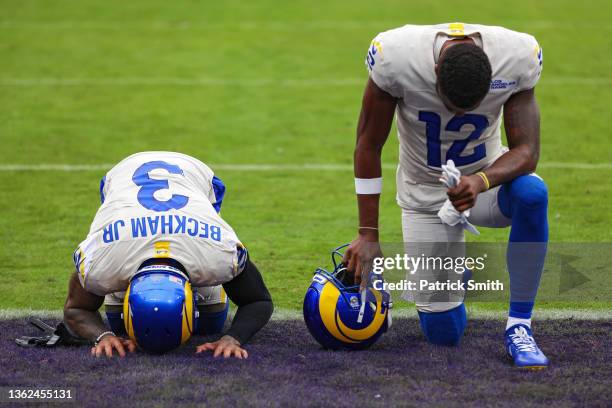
<box><xmin>273</xmin><ymin>308</ymin><xmax>612</xmax><ymax>320</ymax></box>
<box><xmin>0</xmin><ymin>78</ymin><xmax>364</xmax><ymax>87</ymax></box>
<box><xmin>536</xmin><ymin>162</ymin><xmax>612</xmax><ymax>170</ymax></box>
<box><xmin>0</xmin><ymin>20</ymin><xmax>611</xmax><ymax>31</ymax></box>
<box><xmin>2</xmin><ymin>308</ymin><xmax>610</xmax><ymax>321</ymax></box>
<box><xmin>1</xmin><ymin>77</ymin><xmax>611</xmax><ymax>87</ymax></box>
<box><xmin>0</xmin><ymin>162</ymin><xmax>611</xmax><ymax>172</ymax></box>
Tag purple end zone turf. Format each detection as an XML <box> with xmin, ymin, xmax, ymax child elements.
<box><xmin>0</xmin><ymin>318</ymin><xmax>610</xmax><ymax>407</ymax></box>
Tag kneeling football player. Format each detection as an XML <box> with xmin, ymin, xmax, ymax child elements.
<box><xmin>344</xmin><ymin>23</ymin><xmax>549</xmax><ymax>368</ymax></box>
<box><xmin>64</xmin><ymin>151</ymin><xmax>273</xmax><ymax>358</ymax></box>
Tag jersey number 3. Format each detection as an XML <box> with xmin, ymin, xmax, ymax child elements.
<box><xmin>132</xmin><ymin>161</ymin><xmax>189</xmax><ymax>212</ymax></box>
<box><xmin>418</xmin><ymin>111</ymin><xmax>489</xmax><ymax>167</ymax></box>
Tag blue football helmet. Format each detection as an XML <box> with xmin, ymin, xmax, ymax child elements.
<box><xmin>124</xmin><ymin>265</ymin><xmax>198</xmax><ymax>353</ymax></box>
<box><xmin>303</xmin><ymin>245</ymin><xmax>392</xmax><ymax>350</ymax></box>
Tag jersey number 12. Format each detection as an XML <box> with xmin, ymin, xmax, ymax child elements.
<box><xmin>418</xmin><ymin>111</ymin><xmax>489</xmax><ymax>167</ymax></box>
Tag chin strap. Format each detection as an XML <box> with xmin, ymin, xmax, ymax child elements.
<box><xmin>357</xmin><ymin>289</ymin><xmax>367</xmax><ymax>324</ymax></box>
<box><xmin>386</xmin><ymin>297</ymin><xmax>393</xmax><ymax>328</ymax></box>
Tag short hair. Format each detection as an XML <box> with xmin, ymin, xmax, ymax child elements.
<box><xmin>437</xmin><ymin>43</ymin><xmax>492</xmax><ymax>110</ymax></box>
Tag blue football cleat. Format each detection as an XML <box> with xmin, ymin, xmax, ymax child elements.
<box><xmin>505</xmin><ymin>324</ymin><xmax>549</xmax><ymax>369</ymax></box>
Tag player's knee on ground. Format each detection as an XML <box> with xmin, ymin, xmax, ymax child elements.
<box><xmin>195</xmin><ymin>302</ymin><xmax>229</xmax><ymax>335</ymax></box>
<box><xmin>502</xmin><ymin>175</ymin><xmax>548</xmax><ymax>213</ymax></box>
<box><xmin>418</xmin><ymin>303</ymin><xmax>467</xmax><ymax>346</ymax></box>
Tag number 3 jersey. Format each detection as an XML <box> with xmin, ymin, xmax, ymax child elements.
<box><xmin>366</xmin><ymin>23</ymin><xmax>543</xmax><ymax>211</ymax></box>
<box><xmin>73</xmin><ymin>151</ymin><xmax>245</xmax><ymax>296</ymax></box>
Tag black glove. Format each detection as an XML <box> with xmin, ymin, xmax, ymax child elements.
<box><xmin>15</xmin><ymin>317</ymin><xmax>91</xmax><ymax>347</ymax></box>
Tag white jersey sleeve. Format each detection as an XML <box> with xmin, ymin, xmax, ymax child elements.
<box><xmin>365</xmin><ymin>32</ymin><xmax>403</xmax><ymax>97</ymax></box>
<box><xmin>513</xmin><ymin>34</ymin><xmax>543</xmax><ymax>93</ymax></box>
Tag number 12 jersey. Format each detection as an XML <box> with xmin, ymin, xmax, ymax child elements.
<box><xmin>366</xmin><ymin>23</ymin><xmax>542</xmax><ymax>211</ymax></box>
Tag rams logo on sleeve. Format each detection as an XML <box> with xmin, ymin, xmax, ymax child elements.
<box><xmin>366</xmin><ymin>40</ymin><xmax>383</xmax><ymax>71</ymax></box>
<box><xmin>535</xmin><ymin>44</ymin><xmax>543</xmax><ymax>67</ymax></box>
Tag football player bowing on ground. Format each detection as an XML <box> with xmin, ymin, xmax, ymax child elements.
<box><xmin>64</xmin><ymin>151</ymin><xmax>273</xmax><ymax>359</ymax></box>
<box><xmin>344</xmin><ymin>23</ymin><xmax>549</xmax><ymax>368</ymax></box>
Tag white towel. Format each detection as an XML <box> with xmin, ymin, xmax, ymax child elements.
<box><xmin>437</xmin><ymin>160</ymin><xmax>480</xmax><ymax>235</ymax></box>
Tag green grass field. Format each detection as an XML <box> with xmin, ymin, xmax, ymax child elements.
<box><xmin>1</xmin><ymin>0</ymin><xmax>611</xmax><ymax>311</ymax></box>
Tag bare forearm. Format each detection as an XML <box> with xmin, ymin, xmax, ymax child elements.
<box><xmin>353</xmin><ymin>78</ymin><xmax>396</xmax><ymax>232</ymax></box>
<box><xmin>354</xmin><ymin>139</ymin><xmax>383</xmax><ymax>179</ymax></box>
<box><xmin>63</xmin><ymin>272</ymin><xmax>106</xmax><ymax>340</ymax></box>
<box><xmin>483</xmin><ymin>89</ymin><xmax>540</xmax><ymax>187</ymax></box>
<box><xmin>63</xmin><ymin>307</ymin><xmax>108</xmax><ymax>340</ymax></box>
<box><xmin>354</xmin><ymin>146</ymin><xmax>382</xmax><ymax>232</ymax></box>
<box><xmin>484</xmin><ymin>144</ymin><xmax>537</xmax><ymax>187</ymax></box>
<box><xmin>344</xmin><ymin>78</ymin><xmax>395</xmax><ymax>277</ymax></box>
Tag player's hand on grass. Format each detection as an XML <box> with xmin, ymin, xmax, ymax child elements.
<box><xmin>344</xmin><ymin>231</ymin><xmax>382</xmax><ymax>289</ymax></box>
<box><xmin>196</xmin><ymin>335</ymin><xmax>248</xmax><ymax>359</ymax></box>
<box><xmin>447</xmin><ymin>174</ymin><xmax>488</xmax><ymax>212</ymax></box>
<box><xmin>91</xmin><ymin>335</ymin><xmax>136</xmax><ymax>358</ymax></box>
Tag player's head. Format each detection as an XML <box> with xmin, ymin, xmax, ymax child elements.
<box><xmin>123</xmin><ymin>264</ymin><xmax>197</xmax><ymax>353</ymax></box>
<box><xmin>436</xmin><ymin>41</ymin><xmax>492</xmax><ymax>114</ymax></box>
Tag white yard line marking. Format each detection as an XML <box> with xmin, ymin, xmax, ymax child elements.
<box><xmin>1</xmin><ymin>308</ymin><xmax>609</xmax><ymax>320</ymax></box>
<box><xmin>273</xmin><ymin>308</ymin><xmax>612</xmax><ymax>320</ymax></box>
<box><xmin>0</xmin><ymin>164</ymin><xmax>114</xmax><ymax>171</ymax></box>
<box><xmin>0</xmin><ymin>78</ymin><xmax>365</xmax><ymax>87</ymax></box>
<box><xmin>0</xmin><ymin>162</ymin><xmax>610</xmax><ymax>172</ymax></box>
<box><xmin>1</xmin><ymin>77</ymin><xmax>611</xmax><ymax>87</ymax></box>
<box><xmin>1</xmin><ymin>20</ymin><xmax>611</xmax><ymax>31</ymax></box>
<box><xmin>536</xmin><ymin>162</ymin><xmax>612</xmax><ymax>170</ymax></box>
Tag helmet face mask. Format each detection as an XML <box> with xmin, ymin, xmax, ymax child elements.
<box><xmin>123</xmin><ymin>265</ymin><xmax>197</xmax><ymax>354</ymax></box>
<box><xmin>303</xmin><ymin>245</ymin><xmax>392</xmax><ymax>350</ymax></box>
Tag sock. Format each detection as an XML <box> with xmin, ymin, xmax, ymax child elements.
<box><xmin>506</xmin><ymin>316</ymin><xmax>531</xmax><ymax>330</ymax></box>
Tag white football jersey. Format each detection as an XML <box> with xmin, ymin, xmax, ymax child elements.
<box><xmin>73</xmin><ymin>151</ymin><xmax>245</xmax><ymax>296</ymax></box>
<box><xmin>366</xmin><ymin>23</ymin><xmax>543</xmax><ymax>210</ymax></box>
